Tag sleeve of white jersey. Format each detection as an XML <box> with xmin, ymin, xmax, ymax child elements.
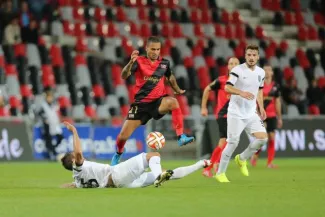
<box><xmin>227</xmin><ymin>66</ymin><xmax>240</xmax><ymax>86</ymax></box>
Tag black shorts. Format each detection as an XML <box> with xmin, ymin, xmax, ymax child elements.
<box><xmin>217</xmin><ymin>118</ymin><xmax>227</xmax><ymax>138</ymax></box>
<box><xmin>127</xmin><ymin>97</ymin><xmax>166</xmax><ymax>125</ymax></box>
<box><xmin>265</xmin><ymin>117</ymin><xmax>277</xmax><ymax>133</ymax></box>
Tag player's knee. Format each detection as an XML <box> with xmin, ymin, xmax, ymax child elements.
<box><xmin>146</xmin><ymin>152</ymin><xmax>160</xmax><ymax>161</ymax></box>
<box><xmin>250</xmin><ymin>138</ymin><xmax>268</xmax><ymax>149</ymax></box>
<box><xmin>227</xmin><ymin>136</ymin><xmax>240</xmax><ymax>146</ymax></box>
<box><xmin>167</xmin><ymin>97</ymin><xmax>179</xmax><ymax>110</ymax></box>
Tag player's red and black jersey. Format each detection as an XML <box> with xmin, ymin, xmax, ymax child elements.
<box><xmin>210</xmin><ymin>75</ymin><xmax>230</xmax><ymax>119</ymax></box>
<box><xmin>263</xmin><ymin>81</ymin><xmax>280</xmax><ymax>118</ymax></box>
<box><xmin>131</xmin><ymin>56</ymin><xmax>172</xmax><ymax>103</ymax></box>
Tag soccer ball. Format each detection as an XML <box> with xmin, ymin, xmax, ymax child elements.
<box><xmin>146</xmin><ymin>132</ymin><xmax>165</xmax><ymax>150</ymax></box>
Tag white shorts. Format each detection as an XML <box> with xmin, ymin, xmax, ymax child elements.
<box><xmin>227</xmin><ymin>113</ymin><xmax>266</xmax><ymax>140</ymax></box>
<box><xmin>111</xmin><ymin>153</ymin><xmax>147</xmax><ymax>187</ymax></box>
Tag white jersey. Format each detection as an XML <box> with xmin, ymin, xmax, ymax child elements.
<box><xmin>227</xmin><ymin>63</ymin><xmax>265</xmax><ymax>119</ymax></box>
<box><xmin>72</xmin><ymin>160</ymin><xmax>112</xmax><ymax>188</ymax></box>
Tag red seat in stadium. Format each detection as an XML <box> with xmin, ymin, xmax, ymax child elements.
<box><xmin>308</xmin><ymin>25</ymin><xmax>318</xmax><ymax>40</ymax></box>
<box><xmin>85</xmin><ymin>105</ymin><xmax>97</xmax><ymax>118</ymax></box>
<box><xmin>104</xmin><ymin>0</ymin><xmax>114</xmax><ymax>6</ymax></box>
<box><xmin>168</xmin><ymin>0</ymin><xmax>177</xmax><ymax>8</ymax></box>
<box><xmin>308</xmin><ymin>105</ymin><xmax>320</xmax><ymax>115</ymax></box>
<box><xmin>190</xmin><ymin>9</ymin><xmax>200</xmax><ymax>23</ymax></box>
<box><xmin>188</xmin><ymin>0</ymin><xmax>198</xmax><ymax>8</ymax></box>
<box><xmin>255</xmin><ymin>26</ymin><xmax>265</xmax><ymax>39</ymax></box>
<box><xmin>20</xmin><ymin>84</ymin><xmax>32</xmax><ymax>97</ymax></box>
<box><xmin>138</xmin><ymin>7</ymin><xmax>148</xmax><ymax>21</ymax></box>
<box><xmin>198</xmin><ymin>0</ymin><xmax>208</xmax><ymax>9</ymax></box>
<box><xmin>265</xmin><ymin>46</ymin><xmax>275</xmax><ymax>59</ymax></box>
<box><xmin>314</xmin><ymin>13</ymin><xmax>325</xmax><ymax>25</ymax></box>
<box><xmin>14</xmin><ymin>43</ymin><xmax>26</xmax><ymax>57</ymax></box>
<box><xmin>159</xmin><ymin>8</ymin><xmax>169</xmax><ymax>22</ymax></box>
<box><xmin>234</xmin><ymin>25</ymin><xmax>245</xmax><ymax>39</ymax></box>
<box><xmin>157</xmin><ymin>0</ymin><xmax>169</xmax><ymax>7</ymax></box>
<box><xmin>194</xmin><ymin>24</ymin><xmax>204</xmax><ymax>37</ymax></box>
<box><xmin>197</xmin><ymin>67</ymin><xmax>210</xmax><ymax>90</ymax></box>
<box><xmin>9</xmin><ymin>96</ymin><xmax>21</xmax><ymax>109</ymax></box>
<box><xmin>74</xmin><ymin>23</ymin><xmax>86</xmax><ymax>36</ymax></box>
<box><xmin>201</xmin><ymin>10</ymin><xmax>211</xmax><ymax>24</ymax></box>
<box><xmin>125</xmin><ymin>0</ymin><xmax>136</xmax><ymax>7</ymax></box>
<box><xmin>42</xmin><ymin>65</ymin><xmax>55</xmax><ymax>88</ymax></box>
<box><xmin>58</xmin><ymin>96</ymin><xmax>71</xmax><ymax>108</ymax></box>
<box><xmin>161</xmin><ymin>23</ymin><xmax>171</xmax><ymax>37</ymax></box>
<box><xmin>205</xmin><ymin>56</ymin><xmax>216</xmax><ymax>68</ymax></box>
<box><xmin>225</xmin><ymin>25</ymin><xmax>233</xmax><ymax>39</ymax></box>
<box><xmin>58</xmin><ymin>0</ymin><xmax>70</xmax><ymax>6</ymax></box>
<box><xmin>279</xmin><ymin>40</ymin><xmax>289</xmax><ymax>53</ymax></box>
<box><xmin>318</xmin><ymin>77</ymin><xmax>325</xmax><ymax>89</ymax></box>
<box><xmin>111</xmin><ymin>64</ymin><xmax>124</xmax><ymax>86</ymax></box>
<box><xmin>107</xmin><ymin>22</ymin><xmax>118</xmax><ymax>37</ymax></box>
<box><xmin>270</xmin><ymin>0</ymin><xmax>280</xmax><ymax>11</ymax></box>
<box><xmin>196</xmin><ymin>38</ymin><xmax>205</xmax><ymax>48</ymax></box>
<box><xmin>75</xmin><ymin>37</ymin><xmax>88</xmax><ymax>52</ymax></box>
<box><xmin>172</xmin><ymin>24</ymin><xmax>183</xmax><ymax>38</ymax></box>
<box><xmin>121</xmin><ymin>37</ymin><xmax>134</xmax><ymax>56</ymax></box>
<box><xmin>290</xmin><ymin>0</ymin><xmax>300</xmax><ymax>11</ymax></box>
<box><xmin>139</xmin><ymin>23</ymin><xmax>151</xmax><ymax>38</ymax></box>
<box><xmin>235</xmin><ymin>46</ymin><xmax>245</xmax><ymax>58</ymax></box>
<box><xmin>129</xmin><ymin>21</ymin><xmax>138</xmax><ymax>36</ymax></box>
<box><xmin>5</xmin><ymin>64</ymin><xmax>18</xmax><ymax>76</ymax></box>
<box><xmin>73</xmin><ymin>7</ymin><xmax>84</xmax><ymax>21</ymax></box>
<box><xmin>71</xmin><ymin>0</ymin><xmax>83</xmax><ymax>6</ymax></box>
<box><xmin>295</xmin><ymin>12</ymin><xmax>304</xmax><ymax>26</ymax></box>
<box><xmin>284</xmin><ymin>11</ymin><xmax>294</xmax><ymax>25</ymax></box>
<box><xmin>215</xmin><ymin>24</ymin><xmax>225</xmax><ymax>37</ymax></box>
<box><xmin>192</xmin><ymin>45</ymin><xmax>203</xmax><ymax>56</ymax></box>
<box><xmin>96</xmin><ymin>23</ymin><xmax>108</xmax><ymax>37</ymax></box>
<box><xmin>283</xmin><ymin>67</ymin><xmax>294</xmax><ymax>81</ymax></box>
<box><xmin>116</xmin><ymin>7</ymin><xmax>127</xmax><ymax>22</ymax></box>
<box><xmin>160</xmin><ymin>46</ymin><xmax>170</xmax><ymax>57</ymax></box>
<box><xmin>298</xmin><ymin>25</ymin><xmax>307</xmax><ymax>41</ymax></box>
<box><xmin>183</xmin><ymin>56</ymin><xmax>194</xmax><ymax>68</ymax></box>
<box><xmin>74</xmin><ymin>53</ymin><xmax>87</xmax><ymax>66</ymax></box>
<box><xmin>221</xmin><ymin>10</ymin><xmax>231</xmax><ymax>24</ymax></box>
<box><xmin>92</xmin><ymin>84</ymin><xmax>105</xmax><ymax>98</ymax></box>
<box><xmin>0</xmin><ymin>56</ymin><xmax>4</xmax><ymax>68</ymax></box>
<box><xmin>50</xmin><ymin>45</ymin><xmax>64</xmax><ymax>67</ymax></box>
<box><xmin>232</xmin><ymin>11</ymin><xmax>242</xmax><ymax>24</ymax></box>
<box><xmin>63</xmin><ymin>21</ymin><xmax>74</xmax><ymax>35</ymax></box>
<box><xmin>94</xmin><ymin>7</ymin><xmax>106</xmax><ymax>22</ymax></box>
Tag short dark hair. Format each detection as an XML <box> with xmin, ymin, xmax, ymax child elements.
<box><xmin>245</xmin><ymin>44</ymin><xmax>259</xmax><ymax>53</ymax></box>
<box><xmin>61</xmin><ymin>152</ymin><xmax>73</xmax><ymax>171</ymax></box>
<box><xmin>147</xmin><ymin>36</ymin><xmax>161</xmax><ymax>45</ymax></box>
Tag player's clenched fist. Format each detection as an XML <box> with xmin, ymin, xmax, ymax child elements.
<box><xmin>63</xmin><ymin>121</ymin><xmax>76</xmax><ymax>132</ymax></box>
<box><xmin>240</xmin><ymin>91</ymin><xmax>254</xmax><ymax>100</ymax></box>
<box><xmin>130</xmin><ymin>50</ymin><xmax>139</xmax><ymax>63</ymax></box>
<box><xmin>201</xmin><ymin>107</ymin><xmax>208</xmax><ymax>116</ymax></box>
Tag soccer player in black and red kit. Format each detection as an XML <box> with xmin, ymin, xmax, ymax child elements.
<box><xmin>111</xmin><ymin>36</ymin><xmax>194</xmax><ymax>165</ymax></box>
<box><xmin>201</xmin><ymin>57</ymin><xmax>240</xmax><ymax>177</ymax></box>
<box><xmin>250</xmin><ymin>65</ymin><xmax>283</xmax><ymax>168</ymax></box>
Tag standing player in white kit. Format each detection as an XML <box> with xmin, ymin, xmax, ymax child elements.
<box><xmin>216</xmin><ymin>44</ymin><xmax>268</xmax><ymax>183</ymax></box>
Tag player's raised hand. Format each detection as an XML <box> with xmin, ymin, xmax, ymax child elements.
<box><xmin>201</xmin><ymin>107</ymin><xmax>208</xmax><ymax>116</ymax></box>
<box><xmin>174</xmin><ymin>89</ymin><xmax>186</xmax><ymax>95</ymax></box>
<box><xmin>259</xmin><ymin>108</ymin><xmax>267</xmax><ymax>120</ymax></box>
<box><xmin>130</xmin><ymin>50</ymin><xmax>139</xmax><ymax>63</ymax></box>
<box><xmin>240</xmin><ymin>91</ymin><xmax>254</xmax><ymax>100</ymax></box>
<box><xmin>63</xmin><ymin>121</ymin><xmax>76</xmax><ymax>132</ymax></box>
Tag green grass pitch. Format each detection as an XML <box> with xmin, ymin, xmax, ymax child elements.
<box><xmin>0</xmin><ymin>158</ymin><xmax>324</xmax><ymax>217</ymax></box>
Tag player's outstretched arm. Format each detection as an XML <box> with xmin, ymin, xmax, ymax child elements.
<box><xmin>63</xmin><ymin>121</ymin><xmax>84</xmax><ymax>165</ymax></box>
<box><xmin>121</xmin><ymin>50</ymin><xmax>139</xmax><ymax>79</ymax></box>
<box><xmin>167</xmin><ymin>74</ymin><xmax>185</xmax><ymax>95</ymax></box>
<box><xmin>61</xmin><ymin>183</ymin><xmax>77</xmax><ymax>188</ymax></box>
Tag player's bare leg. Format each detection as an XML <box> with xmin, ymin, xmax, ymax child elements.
<box><xmin>158</xmin><ymin>96</ymin><xmax>194</xmax><ymax>146</ymax></box>
<box><xmin>111</xmin><ymin>120</ymin><xmax>142</xmax><ymax>165</ymax></box>
<box><xmin>236</xmin><ymin>132</ymin><xmax>268</xmax><ymax>176</ymax></box>
<box><xmin>202</xmin><ymin>138</ymin><xmax>226</xmax><ymax>178</ymax></box>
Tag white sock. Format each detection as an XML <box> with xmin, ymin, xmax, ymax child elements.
<box><xmin>217</xmin><ymin>140</ymin><xmax>238</xmax><ymax>174</ymax></box>
<box><xmin>239</xmin><ymin>138</ymin><xmax>268</xmax><ymax>161</ymax></box>
<box><xmin>149</xmin><ymin>156</ymin><xmax>162</xmax><ymax>178</ymax></box>
<box><xmin>170</xmin><ymin>161</ymin><xmax>204</xmax><ymax>180</ymax></box>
